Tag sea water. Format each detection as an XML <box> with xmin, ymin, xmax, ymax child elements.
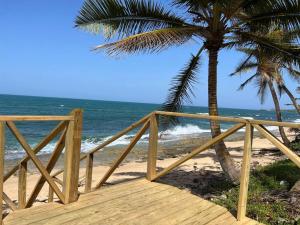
<box><xmin>0</xmin><ymin>94</ymin><xmax>298</xmax><ymax>159</ymax></box>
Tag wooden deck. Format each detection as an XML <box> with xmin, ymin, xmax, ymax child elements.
<box><xmin>4</xmin><ymin>179</ymin><xmax>262</xmax><ymax>225</ymax></box>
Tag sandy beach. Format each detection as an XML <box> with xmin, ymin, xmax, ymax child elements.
<box><xmin>3</xmin><ymin>132</ymin><xmax>291</xmax><ymax>210</ymax></box>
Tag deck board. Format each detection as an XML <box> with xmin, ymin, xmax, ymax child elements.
<box><xmin>4</xmin><ymin>179</ymin><xmax>262</xmax><ymax>225</ymax></box>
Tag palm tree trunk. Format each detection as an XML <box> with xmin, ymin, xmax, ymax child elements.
<box><xmin>268</xmin><ymin>80</ymin><xmax>290</xmax><ymax>146</ymax></box>
<box><xmin>282</xmin><ymin>84</ymin><xmax>300</xmax><ymax>114</ymax></box>
<box><xmin>208</xmin><ymin>48</ymin><xmax>240</xmax><ymax>183</ymax></box>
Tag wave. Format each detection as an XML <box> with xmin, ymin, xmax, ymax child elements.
<box><xmin>241</xmin><ymin>116</ymin><xmax>254</xmax><ymax>120</ymax></box>
<box><xmin>294</xmin><ymin>119</ymin><xmax>300</xmax><ymax>123</ymax></box>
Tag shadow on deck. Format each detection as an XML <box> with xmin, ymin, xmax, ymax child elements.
<box><xmin>4</xmin><ymin>179</ymin><xmax>262</xmax><ymax>225</ymax></box>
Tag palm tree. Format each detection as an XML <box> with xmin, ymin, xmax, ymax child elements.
<box><xmin>231</xmin><ymin>28</ymin><xmax>300</xmax><ymax>146</ymax></box>
<box><xmin>75</xmin><ymin>0</ymin><xmax>300</xmax><ymax>183</ymax></box>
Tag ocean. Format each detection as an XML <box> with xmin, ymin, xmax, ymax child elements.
<box><xmin>0</xmin><ymin>94</ymin><xmax>299</xmax><ymax>160</ymax></box>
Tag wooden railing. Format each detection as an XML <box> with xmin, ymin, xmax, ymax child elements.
<box><xmin>51</xmin><ymin>111</ymin><xmax>299</xmax><ymax>222</ymax></box>
<box><xmin>0</xmin><ymin>109</ymin><xmax>82</xmax><ymax>224</ymax></box>
<box><xmin>2</xmin><ymin>110</ymin><xmax>300</xmax><ymax>223</ymax></box>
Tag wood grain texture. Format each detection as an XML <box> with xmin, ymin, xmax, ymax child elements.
<box><xmin>237</xmin><ymin>123</ymin><xmax>253</xmax><ymax>221</ymax></box>
<box><xmin>63</xmin><ymin>109</ymin><xmax>83</xmax><ymax>204</ymax></box>
<box><xmin>6</xmin><ymin>121</ymin><xmax>65</xmax><ymax>203</ymax></box>
<box><xmin>4</xmin><ymin>179</ymin><xmax>262</xmax><ymax>225</ymax></box>
<box><xmin>95</xmin><ymin>120</ymin><xmax>150</xmax><ymax>189</ymax></box>
<box><xmin>155</xmin><ymin>111</ymin><xmax>300</xmax><ymax>128</ymax></box>
<box><xmin>154</xmin><ymin>123</ymin><xmax>245</xmax><ymax>180</ymax></box>
<box><xmin>147</xmin><ymin>114</ymin><xmax>158</xmax><ymax>181</ymax></box>
<box><xmin>18</xmin><ymin>162</ymin><xmax>27</xmax><ymax>209</ymax></box>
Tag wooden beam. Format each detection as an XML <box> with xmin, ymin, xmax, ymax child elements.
<box><xmin>253</xmin><ymin>124</ymin><xmax>300</xmax><ymax>168</ymax></box>
<box><xmin>155</xmin><ymin>111</ymin><xmax>300</xmax><ymax>128</ymax></box>
<box><xmin>18</xmin><ymin>162</ymin><xmax>27</xmax><ymax>209</ymax></box>
<box><xmin>63</xmin><ymin>109</ymin><xmax>83</xmax><ymax>204</ymax></box>
<box><xmin>6</xmin><ymin>121</ymin><xmax>65</xmax><ymax>203</ymax></box>
<box><xmin>153</xmin><ymin>123</ymin><xmax>245</xmax><ymax>180</ymax></box>
<box><xmin>95</xmin><ymin>120</ymin><xmax>150</xmax><ymax>189</ymax></box>
<box><xmin>89</xmin><ymin>113</ymin><xmax>152</xmax><ymax>155</ymax></box>
<box><xmin>237</xmin><ymin>123</ymin><xmax>253</xmax><ymax>221</ymax></box>
<box><xmin>26</xmin><ymin>129</ymin><xmax>66</xmax><ymax>208</ymax></box>
<box><xmin>85</xmin><ymin>153</ymin><xmax>93</xmax><ymax>193</ymax></box>
<box><xmin>0</xmin><ymin>122</ymin><xmax>4</xmax><ymax>223</ymax></box>
<box><xmin>4</xmin><ymin>121</ymin><xmax>66</xmax><ymax>182</ymax></box>
<box><xmin>48</xmin><ymin>186</ymin><xmax>54</xmax><ymax>203</ymax></box>
<box><xmin>50</xmin><ymin>113</ymin><xmax>152</xmax><ymax>179</ymax></box>
<box><xmin>3</xmin><ymin>193</ymin><xmax>17</xmax><ymax>211</ymax></box>
<box><xmin>147</xmin><ymin>114</ymin><xmax>158</xmax><ymax>181</ymax></box>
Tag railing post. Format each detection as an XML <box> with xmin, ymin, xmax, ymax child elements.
<box><xmin>48</xmin><ymin>186</ymin><xmax>54</xmax><ymax>203</ymax></box>
<box><xmin>63</xmin><ymin>109</ymin><xmax>83</xmax><ymax>204</ymax></box>
<box><xmin>0</xmin><ymin>122</ymin><xmax>4</xmax><ymax>224</ymax></box>
<box><xmin>237</xmin><ymin>122</ymin><xmax>253</xmax><ymax>221</ymax></box>
<box><xmin>18</xmin><ymin>161</ymin><xmax>27</xmax><ymax>209</ymax></box>
<box><xmin>85</xmin><ymin>153</ymin><xmax>93</xmax><ymax>193</ymax></box>
<box><xmin>147</xmin><ymin>113</ymin><xmax>158</xmax><ymax>181</ymax></box>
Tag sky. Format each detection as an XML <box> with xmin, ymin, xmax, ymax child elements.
<box><xmin>0</xmin><ymin>0</ymin><xmax>299</xmax><ymax>110</ymax></box>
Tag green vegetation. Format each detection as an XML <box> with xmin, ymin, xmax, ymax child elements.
<box><xmin>213</xmin><ymin>160</ymin><xmax>300</xmax><ymax>224</ymax></box>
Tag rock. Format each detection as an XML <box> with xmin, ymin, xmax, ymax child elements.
<box><xmin>220</xmin><ymin>194</ymin><xmax>227</xmax><ymax>200</ymax></box>
<box><xmin>280</xmin><ymin>180</ymin><xmax>287</xmax><ymax>186</ymax></box>
<box><xmin>290</xmin><ymin>180</ymin><xmax>300</xmax><ymax>192</ymax></box>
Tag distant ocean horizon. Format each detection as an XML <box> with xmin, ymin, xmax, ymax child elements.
<box><xmin>0</xmin><ymin>94</ymin><xmax>299</xmax><ymax>160</ymax></box>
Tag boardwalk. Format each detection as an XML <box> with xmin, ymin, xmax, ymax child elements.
<box><xmin>2</xmin><ymin>110</ymin><xmax>299</xmax><ymax>224</ymax></box>
<box><xmin>4</xmin><ymin>179</ymin><xmax>262</xmax><ymax>225</ymax></box>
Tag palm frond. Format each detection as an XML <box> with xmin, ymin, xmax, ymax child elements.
<box><xmin>75</xmin><ymin>0</ymin><xmax>189</xmax><ymax>39</ymax></box>
<box><xmin>235</xmin><ymin>31</ymin><xmax>300</xmax><ymax>59</ymax></box>
<box><xmin>94</xmin><ymin>26</ymin><xmax>202</xmax><ymax>55</ymax></box>
<box><xmin>256</xmin><ymin>75</ymin><xmax>269</xmax><ymax>104</ymax></box>
<box><xmin>238</xmin><ymin>73</ymin><xmax>258</xmax><ymax>90</ymax></box>
<box><xmin>230</xmin><ymin>54</ymin><xmax>257</xmax><ymax>76</ymax></box>
<box><xmin>243</xmin><ymin>0</ymin><xmax>300</xmax><ymax>31</ymax></box>
<box><xmin>161</xmin><ymin>48</ymin><xmax>203</xmax><ymax>124</ymax></box>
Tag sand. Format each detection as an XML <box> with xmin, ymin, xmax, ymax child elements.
<box><xmin>3</xmin><ymin>133</ymin><xmax>290</xmax><ymax>210</ymax></box>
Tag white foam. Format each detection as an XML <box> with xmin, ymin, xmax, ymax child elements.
<box><xmin>197</xmin><ymin>113</ymin><xmax>209</xmax><ymax>115</ymax></box>
<box><xmin>294</xmin><ymin>119</ymin><xmax>300</xmax><ymax>123</ymax></box>
<box><xmin>241</xmin><ymin>117</ymin><xmax>254</xmax><ymax>120</ymax></box>
<box><xmin>162</xmin><ymin>124</ymin><xmax>210</xmax><ymax>137</ymax></box>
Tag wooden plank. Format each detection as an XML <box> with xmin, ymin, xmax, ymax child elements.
<box><xmin>48</xmin><ymin>186</ymin><xmax>54</xmax><ymax>203</ymax></box>
<box><xmin>153</xmin><ymin>199</ymin><xmax>215</xmax><ymax>225</ymax></box>
<box><xmin>0</xmin><ymin>115</ymin><xmax>73</xmax><ymax>121</ymax></box>
<box><xmin>95</xmin><ymin>120</ymin><xmax>150</xmax><ymax>189</ymax></box>
<box><xmin>4</xmin><ymin>180</ymin><xmax>152</xmax><ymax>222</ymax></box>
<box><xmin>147</xmin><ymin>114</ymin><xmax>158</xmax><ymax>181</ymax></box>
<box><xmin>89</xmin><ymin>113</ymin><xmax>152</xmax><ymax>155</ymax></box>
<box><xmin>155</xmin><ymin>111</ymin><xmax>300</xmax><ymax>128</ymax></box>
<box><xmin>205</xmin><ymin>212</ymin><xmax>237</xmax><ymax>225</ymax></box>
<box><xmin>123</xmin><ymin>196</ymin><xmax>202</xmax><ymax>225</ymax></box>
<box><xmin>18</xmin><ymin>162</ymin><xmax>27</xmax><ymax>209</ymax></box>
<box><xmin>254</xmin><ymin>124</ymin><xmax>300</xmax><ymax>168</ymax></box>
<box><xmin>6</xmin><ymin>121</ymin><xmax>65</xmax><ymax>203</ymax></box>
<box><xmin>4</xmin><ymin>121</ymin><xmax>66</xmax><ymax>182</ymax></box>
<box><xmin>85</xmin><ymin>153</ymin><xmax>93</xmax><ymax>193</ymax></box>
<box><xmin>0</xmin><ymin>122</ymin><xmax>4</xmax><ymax>224</ymax></box>
<box><xmin>237</xmin><ymin>123</ymin><xmax>253</xmax><ymax>221</ymax></box>
<box><xmin>154</xmin><ymin>123</ymin><xmax>245</xmax><ymax>180</ymax></box>
<box><xmin>3</xmin><ymin>192</ymin><xmax>17</xmax><ymax>211</ymax></box>
<box><xmin>5</xmin><ymin>180</ymin><xmax>161</xmax><ymax>224</ymax></box>
<box><xmin>26</xmin><ymin>129</ymin><xmax>66</xmax><ymax>207</ymax></box>
<box><xmin>50</xmin><ymin>112</ymin><xmax>152</xmax><ymax>179</ymax></box>
<box><xmin>32</xmin><ymin>184</ymin><xmax>179</xmax><ymax>225</ymax></box>
<box><xmin>63</xmin><ymin>109</ymin><xmax>82</xmax><ymax>204</ymax></box>
<box><xmin>72</xmin><ymin>190</ymin><xmax>188</xmax><ymax>225</ymax></box>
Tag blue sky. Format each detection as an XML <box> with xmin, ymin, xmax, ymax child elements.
<box><xmin>1</xmin><ymin>0</ymin><xmax>299</xmax><ymax>110</ymax></box>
